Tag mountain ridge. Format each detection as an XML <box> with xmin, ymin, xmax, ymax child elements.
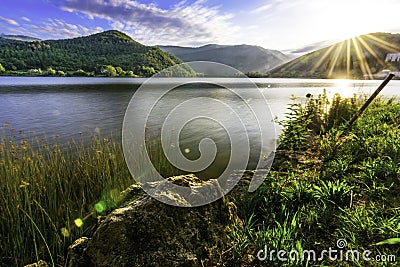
<box><xmin>158</xmin><ymin>44</ymin><xmax>290</xmax><ymax>74</ymax></box>
<box><xmin>0</xmin><ymin>33</ymin><xmax>41</xmax><ymax>42</ymax></box>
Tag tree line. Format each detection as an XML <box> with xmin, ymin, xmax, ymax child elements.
<box><xmin>0</xmin><ymin>30</ymin><xmax>194</xmax><ymax>77</ymax></box>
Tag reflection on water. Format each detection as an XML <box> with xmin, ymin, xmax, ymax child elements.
<box><xmin>0</xmin><ymin>83</ymin><xmax>138</xmax><ymax>143</ymax></box>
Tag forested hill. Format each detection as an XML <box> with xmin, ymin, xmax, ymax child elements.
<box><xmin>267</xmin><ymin>32</ymin><xmax>400</xmax><ymax>79</ymax></box>
<box><xmin>0</xmin><ymin>30</ymin><xmax>194</xmax><ymax>77</ymax></box>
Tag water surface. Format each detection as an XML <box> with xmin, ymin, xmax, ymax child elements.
<box><xmin>1</xmin><ymin>76</ymin><xmax>399</xmax><ymax>177</ymax></box>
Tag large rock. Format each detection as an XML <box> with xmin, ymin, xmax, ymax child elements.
<box><xmin>68</xmin><ymin>174</ymin><xmax>243</xmax><ymax>267</ymax></box>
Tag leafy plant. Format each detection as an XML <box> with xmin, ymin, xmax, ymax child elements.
<box><xmin>313</xmin><ymin>180</ymin><xmax>353</xmax><ymax>208</ymax></box>
<box><xmin>278</xmin><ymin>95</ymin><xmax>312</xmax><ymax>150</ymax></box>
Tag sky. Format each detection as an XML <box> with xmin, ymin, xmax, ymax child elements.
<box><xmin>1</xmin><ymin>0</ymin><xmax>400</xmax><ymax>56</ymax></box>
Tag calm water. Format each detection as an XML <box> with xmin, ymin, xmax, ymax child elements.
<box><xmin>1</xmin><ymin>76</ymin><xmax>399</xmax><ymax>177</ymax></box>
<box><xmin>1</xmin><ymin>77</ymin><xmax>399</xmax><ymax>139</ymax></box>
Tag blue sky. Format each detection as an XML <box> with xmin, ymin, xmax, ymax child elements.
<box><xmin>1</xmin><ymin>0</ymin><xmax>400</xmax><ymax>55</ymax></box>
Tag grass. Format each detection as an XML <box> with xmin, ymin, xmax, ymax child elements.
<box><xmin>0</xmin><ymin>130</ymin><xmax>132</xmax><ymax>266</ymax></box>
<box><xmin>225</xmin><ymin>93</ymin><xmax>400</xmax><ymax>266</ymax></box>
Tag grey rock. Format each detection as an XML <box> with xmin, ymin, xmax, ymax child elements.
<box><xmin>67</xmin><ymin>237</ymin><xmax>90</xmax><ymax>267</ymax></box>
<box><xmin>68</xmin><ymin>174</ymin><xmax>243</xmax><ymax>267</ymax></box>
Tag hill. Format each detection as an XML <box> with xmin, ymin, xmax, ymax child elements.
<box><xmin>158</xmin><ymin>44</ymin><xmax>289</xmax><ymax>74</ymax></box>
<box><xmin>0</xmin><ymin>34</ymin><xmax>41</xmax><ymax>42</ymax></box>
<box><xmin>0</xmin><ymin>30</ymin><xmax>194</xmax><ymax>77</ymax></box>
<box><xmin>267</xmin><ymin>32</ymin><xmax>400</xmax><ymax>79</ymax></box>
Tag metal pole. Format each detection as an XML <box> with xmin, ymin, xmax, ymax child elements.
<box><xmin>341</xmin><ymin>73</ymin><xmax>395</xmax><ymax>136</ymax></box>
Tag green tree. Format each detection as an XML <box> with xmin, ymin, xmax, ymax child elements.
<box><xmin>126</xmin><ymin>70</ymin><xmax>139</xmax><ymax>78</ymax></box>
<box><xmin>46</xmin><ymin>67</ymin><xmax>56</xmax><ymax>76</ymax></box>
<box><xmin>73</xmin><ymin>69</ymin><xmax>89</xmax><ymax>77</ymax></box>
<box><xmin>115</xmin><ymin>66</ymin><xmax>125</xmax><ymax>76</ymax></box>
<box><xmin>57</xmin><ymin>70</ymin><xmax>66</xmax><ymax>77</ymax></box>
<box><xmin>105</xmin><ymin>65</ymin><xmax>117</xmax><ymax>77</ymax></box>
<box><xmin>0</xmin><ymin>30</ymin><xmax>195</xmax><ymax>77</ymax></box>
<box><xmin>0</xmin><ymin>63</ymin><xmax>5</xmax><ymax>72</ymax></box>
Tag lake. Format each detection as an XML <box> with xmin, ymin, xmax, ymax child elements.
<box><xmin>1</xmin><ymin>76</ymin><xmax>399</xmax><ymax>178</ymax></box>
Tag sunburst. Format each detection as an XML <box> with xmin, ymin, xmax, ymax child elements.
<box><xmin>311</xmin><ymin>33</ymin><xmax>400</xmax><ymax>79</ymax></box>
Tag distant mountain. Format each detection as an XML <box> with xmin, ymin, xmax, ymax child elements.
<box><xmin>268</xmin><ymin>32</ymin><xmax>400</xmax><ymax>79</ymax></box>
<box><xmin>0</xmin><ymin>33</ymin><xmax>41</xmax><ymax>42</ymax></box>
<box><xmin>0</xmin><ymin>30</ymin><xmax>194</xmax><ymax>77</ymax></box>
<box><xmin>158</xmin><ymin>44</ymin><xmax>290</xmax><ymax>74</ymax></box>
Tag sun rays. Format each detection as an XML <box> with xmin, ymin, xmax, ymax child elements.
<box><xmin>311</xmin><ymin>33</ymin><xmax>400</xmax><ymax>79</ymax></box>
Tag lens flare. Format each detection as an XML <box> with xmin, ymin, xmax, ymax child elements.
<box><xmin>74</xmin><ymin>218</ymin><xmax>84</xmax><ymax>228</ymax></box>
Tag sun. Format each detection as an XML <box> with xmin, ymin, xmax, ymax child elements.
<box><xmin>330</xmin><ymin>79</ymin><xmax>355</xmax><ymax>98</ymax></box>
<box><xmin>321</xmin><ymin>1</ymin><xmax>386</xmax><ymax>40</ymax></box>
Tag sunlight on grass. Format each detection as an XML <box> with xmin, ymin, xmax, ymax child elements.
<box><xmin>226</xmin><ymin>94</ymin><xmax>400</xmax><ymax>266</ymax></box>
<box><xmin>0</xmin><ymin>132</ymin><xmax>133</xmax><ymax>266</ymax></box>
<box><xmin>311</xmin><ymin>34</ymin><xmax>400</xmax><ymax>79</ymax></box>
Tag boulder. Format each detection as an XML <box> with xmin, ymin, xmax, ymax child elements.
<box><xmin>68</xmin><ymin>174</ymin><xmax>243</xmax><ymax>267</ymax></box>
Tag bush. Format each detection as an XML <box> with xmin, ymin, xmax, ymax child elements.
<box><xmin>56</xmin><ymin>70</ymin><xmax>66</xmax><ymax>77</ymax></box>
<box><xmin>46</xmin><ymin>67</ymin><xmax>57</xmax><ymax>76</ymax></box>
<box><xmin>72</xmin><ymin>69</ymin><xmax>90</xmax><ymax>77</ymax></box>
<box><xmin>278</xmin><ymin>95</ymin><xmax>312</xmax><ymax>150</ymax></box>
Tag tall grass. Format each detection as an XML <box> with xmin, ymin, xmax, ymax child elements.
<box><xmin>0</xmin><ymin>129</ymin><xmax>132</xmax><ymax>266</ymax></box>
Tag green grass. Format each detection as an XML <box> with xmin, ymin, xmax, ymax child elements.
<box><xmin>0</xmin><ymin>130</ymin><xmax>132</xmax><ymax>266</ymax></box>
<box><xmin>225</xmin><ymin>94</ymin><xmax>400</xmax><ymax>266</ymax></box>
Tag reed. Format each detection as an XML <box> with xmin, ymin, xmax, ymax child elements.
<box><xmin>0</xmin><ymin>130</ymin><xmax>132</xmax><ymax>266</ymax></box>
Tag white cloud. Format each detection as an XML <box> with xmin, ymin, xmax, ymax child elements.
<box><xmin>0</xmin><ymin>16</ymin><xmax>19</xmax><ymax>26</ymax></box>
<box><xmin>111</xmin><ymin>20</ymin><xmax>125</xmax><ymax>31</ymax></box>
<box><xmin>28</xmin><ymin>19</ymin><xmax>103</xmax><ymax>38</ymax></box>
<box><xmin>21</xmin><ymin>17</ymin><xmax>31</xmax><ymax>22</ymax></box>
<box><xmin>61</xmin><ymin>0</ymin><xmax>239</xmax><ymax>46</ymax></box>
<box><xmin>251</xmin><ymin>4</ymin><xmax>272</xmax><ymax>14</ymax></box>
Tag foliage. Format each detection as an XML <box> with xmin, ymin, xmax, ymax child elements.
<box><xmin>115</xmin><ymin>66</ymin><xmax>125</xmax><ymax>76</ymax></box>
<box><xmin>72</xmin><ymin>69</ymin><xmax>91</xmax><ymax>77</ymax></box>
<box><xmin>278</xmin><ymin>91</ymin><xmax>359</xmax><ymax>150</ymax></box>
<box><xmin>312</xmin><ymin>180</ymin><xmax>353</xmax><ymax>208</ymax></box>
<box><xmin>277</xmin><ymin>95</ymin><xmax>312</xmax><ymax>150</ymax></box>
<box><xmin>104</xmin><ymin>65</ymin><xmax>117</xmax><ymax>77</ymax></box>
<box><xmin>0</xmin><ymin>63</ymin><xmax>5</xmax><ymax>72</ymax></box>
<box><xmin>0</xmin><ymin>30</ymin><xmax>195</xmax><ymax>77</ymax></box>
<box><xmin>56</xmin><ymin>70</ymin><xmax>65</xmax><ymax>77</ymax></box>
<box><xmin>225</xmin><ymin>96</ymin><xmax>400</xmax><ymax>266</ymax></box>
<box><xmin>45</xmin><ymin>67</ymin><xmax>56</xmax><ymax>76</ymax></box>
